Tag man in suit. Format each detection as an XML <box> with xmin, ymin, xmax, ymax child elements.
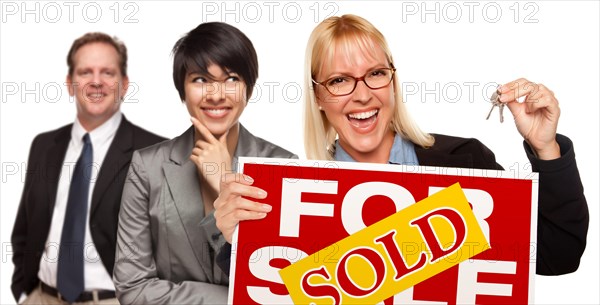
<box><xmin>11</xmin><ymin>32</ymin><xmax>165</xmax><ymax>304</ymax></box>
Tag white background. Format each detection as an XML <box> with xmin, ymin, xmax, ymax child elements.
<box><xmin>1</xmin><ymin>1</ymin><xmax>598</xmax><ymax>304</ymax></box>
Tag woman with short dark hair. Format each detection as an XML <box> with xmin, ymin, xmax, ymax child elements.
<box><xmin>113</xmin><ymin>22</ymin><xmax>296</xmax><ymax>304</ymax></box>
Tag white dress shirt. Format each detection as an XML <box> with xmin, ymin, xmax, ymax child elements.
<box><xmin>38</xmin><ymin>111</ymin><xmax>122</xmax><ymax>291</ymax></box>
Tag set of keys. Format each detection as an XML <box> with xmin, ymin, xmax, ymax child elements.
<box><xmin>485</xmin><ymin>87</ymin><xmax>504</xmax><ymax>123</ymax></box>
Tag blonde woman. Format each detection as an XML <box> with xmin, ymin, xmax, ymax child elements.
<box><xmin>214</xmin><ymin>15</ymin><xmax>588</xmax><ymax>276</ymax></box>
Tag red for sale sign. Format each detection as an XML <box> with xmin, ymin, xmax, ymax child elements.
<box><xmin>227</xmin><ymin>158</ymin><xmax>538</xmax><ymax>305</ymax></box>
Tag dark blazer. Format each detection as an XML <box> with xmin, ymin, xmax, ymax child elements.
<box><xmin>11</xmin><ymin>116</ymin><xmax>165</xmax><ymax>301</ymax></box>
<box><xmin>415</xmin><ymin>133</ymin><xmax>588</xmax><ymax>276</ymax></box>
<box><xmin>217</xmin><ymin>133</ymin><xmax>588</xmax><ymax>276</ymax></box>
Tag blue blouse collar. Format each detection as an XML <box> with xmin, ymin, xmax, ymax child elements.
<box><xmin>334</xmin><ymin>133</ymin><xmax>419</xmax><ymax>165</ymax></box>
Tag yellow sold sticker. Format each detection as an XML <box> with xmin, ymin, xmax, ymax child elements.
<box><xmin>280</xmin><ymin>183</ymin><xmax>490</xmax><ymax>305</ymax></box>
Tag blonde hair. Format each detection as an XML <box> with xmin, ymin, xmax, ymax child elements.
<box><xmin>303</xmin><ymin>14</ymin><xmax>434</xmax><ymax>160</ymax></box>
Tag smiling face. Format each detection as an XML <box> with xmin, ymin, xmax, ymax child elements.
<box><xmin>184</xmin><ymin>64</ymin><xmax>247</xmax><ymax>138</ymax></box>
<box><xmin>315</xmin><ymin>42</ymin><xmax>396</xmax><ymax>162</ymax></box>
<box><xmin>67</xmin><ymin>42</ymin><xmax>129</xmax><ymax>131</ymax></box>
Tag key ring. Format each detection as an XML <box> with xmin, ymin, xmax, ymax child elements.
<box><xmin>485</xmin><ymin>86</ymin><xmax>504</xmax><ymax>123</ymax></box>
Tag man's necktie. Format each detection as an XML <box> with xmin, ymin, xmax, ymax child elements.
<box><xmin>57</xmin><ymin>133</ymin><xmax>93</xmax><ymax>303</ymax></box>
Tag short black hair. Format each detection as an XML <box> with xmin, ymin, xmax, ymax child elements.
<box><xmin>172</xmin><ymin>22</ymin><xmax>258</xmax><ymax>101</ymax></box>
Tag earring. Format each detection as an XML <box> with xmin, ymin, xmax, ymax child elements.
<box><xmin>318</xmin><ymin>105</ymin><xmax>323</xmax><ymax>111</ymax></box>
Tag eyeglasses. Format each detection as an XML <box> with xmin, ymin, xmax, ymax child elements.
<box><xmin>312</xmin><ymin>66</ymin><xmax>396</xmax><ymax>96</ymax></box>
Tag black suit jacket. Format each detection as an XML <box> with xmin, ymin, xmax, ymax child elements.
<box><xmin>414</xmin><ymin>133</ymin><xmax>588</xmax><ymax>276</ymax></box>
<box><xmin>11</xmin><ymin>116</ymin><xmax>166</xmax><ymax>301</ymax></box>
<box><xmin>217</xmin><ymin>133</ymin><xmax>588</xmax><ymax>276</ymax></box>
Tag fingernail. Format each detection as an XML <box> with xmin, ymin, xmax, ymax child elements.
<box><xmin>258</xmin><ymin>190</ymin><xmax>267</xmax><ymax>198</ymax></box>
<box><xmin>258</xmin><ymin>212</ymin><xmax>267</xmax><ymax>218</ymax></box>
<box><xmin>261</xmin><ymin>204</ymin><xmax>272</xmax><ymax>212</ymax></box>
<box><xmin>244</xmin><ymin>175</ymin><xmax>254</xmax><ymax>183</ymax></box>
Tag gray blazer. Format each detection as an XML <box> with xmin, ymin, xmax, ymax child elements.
<box><xmin>113</xmin><ymin>125</ymin><xmax>296</xmax><ymax>304</ymax></box>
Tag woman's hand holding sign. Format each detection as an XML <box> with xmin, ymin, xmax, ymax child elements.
<box><xmin>214</xmin><ymin>173</ymin><xmax>272</xmax><ymax>243</ymax></box>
